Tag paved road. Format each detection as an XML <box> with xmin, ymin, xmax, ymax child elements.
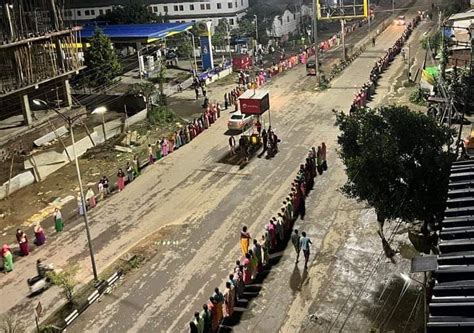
<box><xmin>66</xmin><ymin>8</ymin><xmax>430</xmax><ymax>333</ymax></box>
<box><xmin>0</xmin><ymin>2</ymin><xmax>429</xmax><ymax>331</ymax></box>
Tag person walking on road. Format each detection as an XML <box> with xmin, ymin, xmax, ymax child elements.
<box><xmin>291</xmin><ymin>229</ymin><xmax>301</xmax><ymax>263</ymax></box>
<box><xmin>2</xmin><ymin>244</ymin><xmax>13</xmax><ymax>273</ymax></box>
<box><xmin>16</xmin><ymin>229</ymin><xmax>29</xmax><ymax>256</ymax></box>
<box><xmin>299</xmin><ymin>231</ymin><xmax>313</xmax><ymax>269</ymax></box>
<box><xmin>240</xmin><ymin>226</ymin><xmax>251</xmax><ymax>256</ymax></box>
<box><xmin>321</xmin><ymin>142</ymin><xmax>328</xmax><ymax>171</ymax></box>
<box><xmin>34</xmin><ymin>223</ymin><xmax>46</xmax><ymax>246</ymax></box>
<box><xmin>53</xmin><ymin>208</ymin><xmax>63</xmax><ymax>232</ymax></box>
<box><xmin>372</xmin><ymin>36</ymin><xmax>376</xmax><ymax>47</ymax></box>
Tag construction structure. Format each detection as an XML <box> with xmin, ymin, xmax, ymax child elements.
<box><xmin>0</xmin><ymin>0</ymin><xmax>83</xmax><ymax>125</ymax></box>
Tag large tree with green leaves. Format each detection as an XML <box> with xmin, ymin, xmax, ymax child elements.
<box><xmin>83</xmin><ymin>28</ymin><xmax>122</xmax><ymax>88</ymax></box>
<box><xmin>213</xmin><ymin>19</ymin><xmax>230</xmax><ymax>48</ymax></box>
<box><xmin>335</xmin><ymin>106</ymin><xmax>454</xmax><ymax>241</ymax></box>
<box><xmin>96</xmin><ymin>4</ymin><xmax>167</xmax><ymax>24</ymax></box>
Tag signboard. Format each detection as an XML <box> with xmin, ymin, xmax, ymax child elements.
<box><xmin>35</xmin><ymin>302</ymin><xmax>43</xmax><ymax>318</ymax></box>
<box><xmin>317</xmin><ymin>0</ymin><xmax>368</xmax><ymax>20</ymax></box>
<box><xmin>197</xmin><ymin>21</ymin><xmax>214</xmax><ymax>71</ymax></box>
<box><xmin>239</xmin><ymin>91</ymin><xmax>270</xmax><ymax>115</ymax></box>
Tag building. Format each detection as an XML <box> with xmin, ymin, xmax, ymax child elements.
<box><xmin>266</xmin><ymin>9</ymin><xmax>301</xmax><ymax>42</ymax></box>
<box><xmin>0</xmin><ymin>0</ymin><xmax>83</xmax><ymax>125</ymax></box>
<box><xmin>64</xmin><ymin>0</ymin><xmax>249</xmax><ymax>30</ymax></box>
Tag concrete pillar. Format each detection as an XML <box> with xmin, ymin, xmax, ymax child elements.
<box><xmin>20</xmin><ymin>94</ymin><xmax>33</xmax><ymax>125</ymax></box>
<box><xmin>63</xmin><ymin>79</ymin><xmax>73</xmax><ymax>107</ymax></box>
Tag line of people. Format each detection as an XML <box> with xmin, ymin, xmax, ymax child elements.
<box><xmin>350</xmin><ymin>15</ymin><xmax>421</xmax><ymax>112</ymax></box>
<box><xmin>189</xmin><ymin>143</ymin><xmax>328</xmax><ymax>333</ymax></box>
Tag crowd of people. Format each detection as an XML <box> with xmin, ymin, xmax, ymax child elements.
<box><xmin>189</xmin><ymin>143</ymin><xmax>328</xmax><ymax>333</ymax></box>
<box><xmin>350</xmin><ymin>15</ymin><xmax>421</xmax><ymax>112</ymax></box>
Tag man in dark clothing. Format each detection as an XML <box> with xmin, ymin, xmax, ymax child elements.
<box><xmin>261</xmin><ymin>129</ymin><xmax>268</xmax><ymax>152</ymax></box>
<box><xmin>291</xmin><ymin>230</ymin><xmax>301</xmax><ymax>263</ymax></box>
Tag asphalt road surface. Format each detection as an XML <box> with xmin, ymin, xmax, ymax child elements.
<box><xmin>67</xmin><ymin>10</ymin><xmax>428</xmax><ymax>333</ymax></box>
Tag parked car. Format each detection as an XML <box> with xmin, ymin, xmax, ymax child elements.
<box><xmin>227</xmin><ymin>112</ymin><xmax>254</xmax><ymax>130</ymax></box>
<box><xmin>395</xmin><ymin>16</ymin><xmax>406</xmax><ymax>25</ymax></box>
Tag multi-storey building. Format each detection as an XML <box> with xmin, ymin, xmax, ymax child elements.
<box><xmin>0</xmin><ymin>0</ymin><xmax>83</xmax><ymax>125</ymax></box>
<box><xmin>64</xmin><ymin>0</ymin><xmax>249</xmax><ymax>29</ymax></box>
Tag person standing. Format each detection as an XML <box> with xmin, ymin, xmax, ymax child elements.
<box><xmin>189</xmin><ymin>321</ymin><xmax>199</xmax><ymax>333</ymax></box>
<box><xmin>299</xmin><ymin>231</ymin><xmax>313</xmax><ymax>269</ymax></box>
<box><xmin>207</xmin><ymin>296</ymin><xmax>219</xmax><ymax>332</ymax></box>
<box><xmin>148</xmin><ymin>144</ymin><xmax>154</xmax><ymax>165</ymax></box>
<box><xmin>251</xmin><ymin>239</ymin><xmax>263</xmax><ymax>272</ymax></box>
<box><xmin>223</xmin><ymin>282</ymin><xmax>234</xmax><ymax>318</ymax></box>
<box><xmin>2</xmin><ymin>244</ymin><xmax>13</xmax><ymax>273</ymax></box>
<box><xmin>229</xmin><ymin>136</ymin><xmax>236</xmax><ymax>155</ymax></box>
<box><xmin>193</xmin><ymin>311</ymin><xmax>204</xmax><ymax>333</ymax></box>
<box><xmin>194</xmin><ymin>85</ymin><xmax>199</xmax><ymax>100</ymax></box>
<box><xmin>77</xmin><ymin>193</ymin><xmax>85</xmax><ymax>215</ymax></box>
<box><xmin>102</xmin><ymin>176</ymin><xmax>110</xmax><ymax>196</ymax></box>
<box><xmin>34</xmin><ymin>223</ymin><xmax>46</xmax><ymax>246</ymax></box>
<box><xmin>86</xmin><ymin>187</ymin><xmax>96</xmax><ymax>208</ymax></box>
<box><xmin>291</xmin><ymin>229</ymin><xmax>301</xmax><ymax>263</ymax></box>
<box><xmin>133</xmin><ymin>155</ymin><xmax>141</xmax><ymax>177</ymax></box>
<box><xmin>255</xmin><ymin>119</ymin><xmax>262</xmax><ymax>135</ymax></box>
<box><xmin>126</xmin><ymin>161</ymin><xmax>134</xmax><ymax>183</ymax></box>
<box><xmin>261</xmin><ymin>129</ymin><xmax>268</xmax><ymax>152</ymax></box>
<box><xmin>16</xmin><ymin>229</ymin><xmax>29</xmax><ymax>256</ymax></box>
<box><xmin>117</xmin><ymin>168</ymin><xmax>125</xmax><ymax>191</ymax></box>
<box><xmin>53</xmin><ymin>208</ymin><xmax>63</xmax><ymax>232</ymax></box>
<box><xmin>321</xmin><ymin>142</ymin><xmax>328</xmax><ymax>171</ymax></box>
<box><xmin>224</xmin><ymin>93</ymin><xmax>229</xmax><ymax>110</ymax></box>
<box><xmin>240</xmin><ymin>226</ymin><xmax>251</xmax><ymax>257</ymax></box>
<box><xmin>201</xmin><ymin>304</ymin><xmax>212</xmax><ymax>333</ymax></box>
<box><xmin>213</xmin><ymin>287</ymin><xmax>224</xmax><ymax>324</ymax></box>
<box><xmin>316</xmin><ymin>146</ymin><xmax>323</xmax><ymax>175</ymax></box>
<box><xmin>242</xmin><ymin>253</ymin><xmax>252</xmax><ymax>284</ymax></box>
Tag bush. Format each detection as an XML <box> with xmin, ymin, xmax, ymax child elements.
<box><xmin>409</xmin><ymin>88</ymin><xmax>429</xmax><ymax>106</ymax></box>
<box><xmin>147</xmin><ymin>105</ymin><xmax>178</xmax><ymax>125</ymax></box>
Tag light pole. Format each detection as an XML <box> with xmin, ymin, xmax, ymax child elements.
<box><xmin>32</xmin><ymin>99</ymin><xmax>105</xmax><ymax>282</ymax></box>
<box><xmin>92</xmin><ymin>106</ymin><xmax>108</xmax><ymax>142</ymax></box>
<box><xmin>185</xmin><ymin>30</ymin><xmax>198</xmax><ymax>75</ymax></box>
<box><xmin>401</xmin><ymin>273</ymin><xmax>427</xmax><ymax>333</ymax></box>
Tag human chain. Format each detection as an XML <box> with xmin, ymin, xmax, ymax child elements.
<box><xmin>350</xmin><ymin>15</ymin><xmax>421</xmax><ymax>113</ymax></box>
<box><xmin>188</xmin><ymin>143</ymin><xmax>328</xmax><ymax>333</ymax></box>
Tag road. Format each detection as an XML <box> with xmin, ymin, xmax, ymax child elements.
<box><xmin>0</xmin><ymin>2</ymin><xmax>431</xmax><ymax>331</ymax></box>
<box><xmin>66</xmin><ymin>9</ymin><xmax>430</xmax><ymax>333</ymax></box>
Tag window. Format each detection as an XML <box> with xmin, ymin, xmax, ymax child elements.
<box><xmin>106</xmin><ymin>9</ymin><xmax>111</xmax><ymax>13</ymax></box>
<box><xmin>287</xmin><ymin>16</ymin><xmax>290</xmax><ymax>22</ymax></box>
<box><xmin>206</xmin><ymin>3</ymin><xmax>210</xmax><ymax>9</ymax></box>
<box><xmin>241</xmin><ymin>0</ymin><xmax>243</xmax><ymax>6</ymax></box>
<box><xmin>85</xmin><ymin>10</ymin><xmax>90</xmax><ymax>15</ymax></box>
<box><xmin>174</xmin><ymin>5</ymin><xmax>178</xmax><ymax>11</ymax></box>
<box><xmin>179</xmin><ymin>5</ymin><xmax>184</xmax><ymax>10</ymax></box>
<box><xmin>99</xmin><ymin>9</ymin><xmax>104</xmax><ymax>15</ymax></box>
<box><xmin>190</xmin><ymin>4</ymin><xmax>194</xmax><ymax>10</ymax></box>
<box><xmin>229</xmin><ymin>18</ymin><xmax>234</xmax><ymax>25</ymax></box>
<box><xmin>217</xmin><ymin>3</ymin><xmax>221</xmax><ymax>9</ymax></box>
<box><xmin>235</xmin><ymin>1</ymin><xmax>237</xmax><ymax>7</ymax></box>
<box><xmin>228</xmin><ymin>2</ymin><xmax>233</xmax><ymax>8</ymax></box>
<box><xmin>200</xmin><ymin>4</ymin><xmax>205</xmax><ymax>10</ymax></box>
<box><xmin>91</xmin><ymin>10</ymin><xmax>95</xmax><ymax>15</ymax></box>
<box><xmin>163</xmin><ymin>5</ymin><xmax>168</xmax><ymax>12</ymax></box>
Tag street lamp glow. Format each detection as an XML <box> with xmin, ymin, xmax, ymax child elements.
<box><xmin>32</xmin><ymin>98</ymin><xmax>47</xmax><ymax>106</ymax></box>
<box><xmin>91</xmin><ymin>106</ymin><xmax>107</xmax><ymax>115</ymax></box>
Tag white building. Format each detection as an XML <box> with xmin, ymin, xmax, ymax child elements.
<box><xmin>266</xmin><ymin>9</ymin><xmax>302</xmax><ymax>41</ymax></box>
<box><xmin>64</xmin><ymin>0</ymin><xmax>249</xmax><ymax>29</ymax></box>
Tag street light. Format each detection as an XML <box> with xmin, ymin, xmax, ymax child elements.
<box><xmin>400</xmin><ymin>273</ymin><xmax>427</xmax><ymax>333</ymax></box>
<box><xmin>92</xmin><ymin>106</ymin><xmax>108</xmax><ymax>142</ymax></box>
<box><xmin>185</xmin><ymin>30</ymin><xmax>198</xmax><ymax>75</ymax></box>
<box><xmin>32</xmin><ymin>98</ymin><xmax>102</xmax><ymax>281</ymax></box>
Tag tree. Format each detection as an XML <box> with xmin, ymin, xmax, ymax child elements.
<box><xmin>213</xmin><ymin>19</ymin><xmax>230</xmax><ymax>48</ymax></box>
<box><xmin>96</xmin><ymin>4</ymin><xmax>166</xmax><ymax>24</ymax></box>
<box><xmin>83</xmin><ymin>28</ymin><xmax>122</xmax><ymax>88</ymax></box>
<box><xmin>166</xmin><ymin>34</ymin><xmax>193</xmax><ymax>60</ymax></box>
<box><xmin>0</xmin><ymin>313</ymin><xmax>19</xmax><ymax>333</ymax></box>
<box><xmin>47</xmin><ymin>265</ymin><xmax>79</xmax><ymax>304</ymax></box>
<box><xmin>335</xmin><ymin>106</ymin><xmax>454</xmax><ymax>242</ymax></box>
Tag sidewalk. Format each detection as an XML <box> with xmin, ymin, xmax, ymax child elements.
<box><xmin>0</xmin><ymin>13</ymin><xmax>403</xmax><ymax>331</ymax></box>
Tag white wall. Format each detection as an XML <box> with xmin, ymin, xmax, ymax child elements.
<box><xmin>65</xmin><ymin>0</ymin><xmax>249</xmax><ymax>27</ymax></box>
<box><xmin>267</xmin><ymin>10</ymin><xmax>301</xmax><ymax>38</ymax></box>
